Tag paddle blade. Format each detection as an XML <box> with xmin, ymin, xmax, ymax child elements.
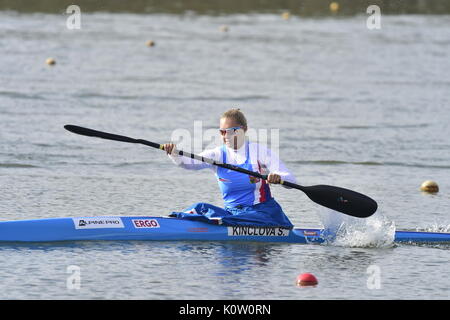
<box><xmin>301</xmin><ymin>185</ymin><xmax>378</xmax><ymax>218</ymax></box>
<box><xmin>64</xmin><ymin>125</ymin><xmax>138</xmax><ymax>144</ymax></box>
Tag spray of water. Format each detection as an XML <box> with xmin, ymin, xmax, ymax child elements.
<box><xmin>419</xmin><ymin>223</ymin><xmax>450</xmax><ymax>233</ymax></box>
<box><xmin>318</xmin><ymin>208</ymin><xmax>396</xmax><ymax>248</ymax></box>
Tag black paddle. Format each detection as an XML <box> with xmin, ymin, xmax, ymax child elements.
<box><xmin>64</xmin><ymin>125</ymin><xmax>378</xmax><ymax>218</ymax></box>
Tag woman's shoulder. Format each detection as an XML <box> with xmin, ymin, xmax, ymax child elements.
<box><xmin>248</xmin><ymin>141</ymin><xmax>271</xmax><ymax>153</ymax></box>
<box><xmin>201</xmin><ymin>145</ymin><xmax>223</xmax><ymax>159</ymax></box>
<box><xmin>248</xmin><ymin>142</ymin><xmax>275</xmax><ymax>164</ymax></box>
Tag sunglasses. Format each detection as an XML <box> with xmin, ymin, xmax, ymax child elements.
<box><xmin>219</xmin><ymin>126</ymin><xmax>242</xmax><ymax>136</ymax></box>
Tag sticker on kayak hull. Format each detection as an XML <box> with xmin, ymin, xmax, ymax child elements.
<box><xmin>73</xmin><ymin>217</ymin><xmax>124</xmax><ymax>229</ymax></box>
<box><xmin>227</xmin><ymin>226</ymin><xmax>289</xmax><ymax>237</ymax></box>
<box><xmin>132</xmin><ymin>219</ymin><xmax>160</xmax><ymax>228</ymax></box>
<box><xmin>303</xmin><ymin>230</ymin><xmax>319</xmax><ymax>237</ymax></box>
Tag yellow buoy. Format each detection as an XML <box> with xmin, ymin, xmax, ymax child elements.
<box><xmin>330</xmin><ymin>2</ymin><xmax>340</xmax><ymax>13</ymax></box>
<box><xmin>146</xmin><ymin>40</ymin><xmax>155</xmax><ymax>47</ymax></box>
<box><xmin>46</xmin><ymin>58</ymin><xmax>56</xmax><ymax>66</ymax></box>
<box><xmin>219</xmin><ymin>25</ymin><xmax>229</xmax><ymax>32</ymax></box>
<box><xmin>282</xmin><ymin>12</ymin><xmax>291</xmax><ymax>20</ymax></box>
<box><xmin>420</xmin><ymin>180</ymin><xmax>439</xmax><ymax>193</ymax></box>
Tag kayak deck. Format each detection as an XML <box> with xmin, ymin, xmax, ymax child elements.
<box><xmin>0</xmin><ymin>216</ymin><xmax>449</xmax><ymax>244</ymax></box>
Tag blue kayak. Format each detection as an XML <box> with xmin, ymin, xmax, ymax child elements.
<box><xmin>0</xmin><ymin>216</ymin><xmax>449</xmax><ymax>244</ymax></box>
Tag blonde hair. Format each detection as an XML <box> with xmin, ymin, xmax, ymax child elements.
<box><xmin>221</xmin><ymin>108</ymin><xmax>247</xmax><ymax>130</ymax></box>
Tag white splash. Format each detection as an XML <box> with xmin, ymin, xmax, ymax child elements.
<box><xmin>318</xmin><ymin>208</ymin><xmax>396</xmax><ymax>248</ymax></box>
<box><xmin>419</xmin><ymin>223</ymin><xmax>450</xmax><ymax>233</ymax></box>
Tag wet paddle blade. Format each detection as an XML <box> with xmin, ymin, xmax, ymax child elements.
<box><xmin>65</xmin><ymin>125</ymin><xmax>139</xmax><ymax>144</ymax></box>
<box><xmin>301</xmin><ymin>184</ymin><xmax>378</xmax><ymax>218</ymax></box>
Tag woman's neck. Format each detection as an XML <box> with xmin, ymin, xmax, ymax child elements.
<box><xmin>226</xmin><ymin>139</ymin><xmax>247</xmax><ymax>152</ymax></box>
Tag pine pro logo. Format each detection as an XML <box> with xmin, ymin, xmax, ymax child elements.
<box><xmin>73</xmin><ymin>217</ymin><xmax>124</xmax><ymax>229</ymax></box>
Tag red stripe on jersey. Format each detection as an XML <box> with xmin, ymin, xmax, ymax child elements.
<box><xmin>257</xmin><ymin>161</ymin><xmax>271</xmax><ymax>203</ymax></box>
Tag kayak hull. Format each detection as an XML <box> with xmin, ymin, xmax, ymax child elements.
<box><xmin>0</xmin><ymin>216</ymin><xmax>319</xmax><ymax>243</ymax></box>
<box><xmin>0</xmin><ymin>216</ymin><xmax>449</xmax><ymax>244</ymax></box>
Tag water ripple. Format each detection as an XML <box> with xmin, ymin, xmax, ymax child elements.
<box><xmin>289</xmin><ymin>160</ymin><xmax>450</xmax><ymax>169</ymax></box>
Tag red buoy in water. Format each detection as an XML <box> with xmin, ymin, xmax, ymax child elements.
<box><xmin>296</xmin><ymin>273</ymin><xmax>318</xmax><ymax>286</ymax></box>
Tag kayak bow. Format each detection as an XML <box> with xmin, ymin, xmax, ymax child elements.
<box><xmin>0</xmin><ymin>216</ymin><xmax>449</xmax><ymax>244</ymax></box>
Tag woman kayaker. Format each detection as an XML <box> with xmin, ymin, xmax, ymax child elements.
<box><xmin>163</xmin><ymin>108</ymin><xmax>296</xmax><ymax>229</ymax></box>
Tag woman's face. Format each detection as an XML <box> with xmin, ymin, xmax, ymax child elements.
<box><xmin>219</xmin><ymin>117</ymin><xmax>246</xmax><ymax>150</ymax></box>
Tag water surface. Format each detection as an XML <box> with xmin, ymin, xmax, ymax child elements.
<box><xmin>0</xmin><ymin>11</ymin><xmax>449</xmax><ymax>299</ymax></box>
